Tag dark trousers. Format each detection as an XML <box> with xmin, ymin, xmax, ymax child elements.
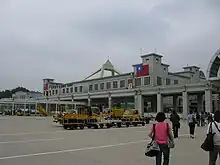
<box><xmin>156</xmin><ymin>144</ymin><xmax>170</xmax><ymax>165</ymax></box>
<box><xmin>209</xmin><ymin>145</ymin><xmax>220</xmax><ymax>165</ymax></box>
<box><xmin>189</xmin><ymin>122</ymin><xmax>195</xmax><ymax>135</ymax></box>
<box><xmin>172</xmin><ymin>124</ymin><xmax>179</xmax><ymax>138</ymax></box>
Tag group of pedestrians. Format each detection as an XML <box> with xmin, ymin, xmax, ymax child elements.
<box><xmin>147</xmin><ymin>110</ymin><xmax>220</xmax><ymax>165</ymax></box>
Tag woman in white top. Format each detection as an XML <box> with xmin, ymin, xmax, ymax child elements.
<box><xmin>207</xmin><ymin>111</ymin><xmax>220</xmax><ymax>165</ymax></box>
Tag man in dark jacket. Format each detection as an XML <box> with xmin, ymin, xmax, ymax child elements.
<box><xmin>170</xmin><ymin>110</ymin><xmax>180</xmax><ymax>138</ymax></box>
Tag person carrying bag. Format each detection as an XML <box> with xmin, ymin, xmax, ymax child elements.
<box><xmin>146</xmin><ymin>112</ymin><xmax>174</xmax><ymax>165</ymax></box>
<box><xmin>145</xmin><ymin>124</ymin><xmax>160</xmax><ymax>157</ymax></box>
<box><xmin>201</xmin><ymin>111</ymin><xmax>220</xmax><ymax>165</ymax></box>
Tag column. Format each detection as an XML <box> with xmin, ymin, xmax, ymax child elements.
<box><xmin>28</xmin><ymin>104</ymin><xmax>31</xmax><ymax>114</ymax></box>
<box><xmin>205</xmin><ymin>89</ymin><xmax>212</xmax><ymax>113</ymax></box>
<box><xmin>214</xmin><ymin>95</ymin><xmax>218</xmax><ymax>112</ymax></box>
<box><xmin>157</xmin><ymin>93</ymin><xmax>163</xmax><ymax>113</ymax></box>
<box><xmin>24</xmin><ymin>101</ymin><xmax>26</xmax><ymax>115</ymax></box>
<box><xmin>71</xmin><ymin>96</ymin><xmax>74</xmax><ymax>110</ymax></box>
<box><xmin>55</xmin><ymin>103</ymin><xmax>58</xmax><ymax>114</ymax></box>
<box><xmin>108</xmin><ymin>97</ymin><xmax>112</xmax><ymax>108</ymax></box>
<box><xmin>88</xmin><ymin>98</ymin><xmax>91</xmax><ymax>106</ymax></box>
<box><xmin>134</xmin><ymin>95</ymin><xmax>138</xmax><ymax>110</ymax></box>
<box><xmin>173</xmin><ymin>95</ymin><xmax>178</xmax><ymax>112</ymax></box>
<box><xmin>197</xmin><ymin>93</ymin><xmax>203</xmax><ymax>112</ymax></box>
<box><xmin>35</xmin><ymin>101</ymin><xmax>38</xmax><ymax>116</ymax></box>
<box><xmin>136</xmin><ymin>94</ymin><xmax>144</xmax><ymax>117</ymax></box>
<box><xmin>12</xmin><ymin>102</ymin><xmax>15</xmax><ymax>116</ymax></box>
<box><xmin>46</xmin><ymin>102</ymin><xmax>48</xmax><ymax>113</ymax></box>
<box><xmin>182</xmin><ymin>91</ymin><xmax>189</xmax><ymax>119</ymax></box>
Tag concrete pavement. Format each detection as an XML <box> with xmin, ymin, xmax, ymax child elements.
<box><xmin>0</xmin><ymin>116</ymin><xmax>213</xmax><ymax>165</ymax></box>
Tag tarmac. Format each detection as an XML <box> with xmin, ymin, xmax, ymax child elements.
<box><xmin>0</xmin><ymin>116</ymin><xmax>215</xmax><ymax>165</ymax></box>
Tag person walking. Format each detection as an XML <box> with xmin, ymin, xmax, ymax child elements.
<box><xmin>196</xmin><ymin>112</ymin><xmax>201</xmax><ymax>127</ymax></box>
<box><xmin>148</xmin><ymin>112</ymin><xmax>174</xmax><ymax>165</ymax></box>
<box><xmin>170</xmin><ymin>110</ymin><xmax>180</xmax><ymax>138</ymax></box>
<box><xmin>187</xmin><ymin>110</ymin><xmax>196</xmax><ymax>138</ymax></box>
<box><xmin>201</xmin><ymin>112</ymin><xmax>205</xmax><ymax>127</ymax></box>
<box><xmin>208</xmin><ymin>111</ymin><xmax>220</xmax><ymax>165</ymax></box>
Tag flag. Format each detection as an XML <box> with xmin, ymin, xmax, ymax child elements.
<box><xmin>44</xmin><ymin>84</ymin><xmax>48</xmax><ymax>90</ymax></box>
<box><xmin>136</xmin><ymin>64</ymin><xmax>149</xmax><ymax>77</ymax></box>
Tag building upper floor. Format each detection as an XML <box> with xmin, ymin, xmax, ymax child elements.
<box><xmin>43</xmin><ymin>53</ymin><xmax>207</xmax><ymax>97</ymax></box>
<box><xmin>12</xmin><ymin>91</ymin><xmax>42</xmax><ymax>100</ymax></box>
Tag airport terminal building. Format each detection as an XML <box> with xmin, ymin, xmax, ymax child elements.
<box><xmin>42</xmin><ymin>51</ymin><xmax>220</xmax><ymax>118</ymax></box>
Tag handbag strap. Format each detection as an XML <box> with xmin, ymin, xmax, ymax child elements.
<box><xmin>152</xmin><ymin>124</ymin><xmax>156</xmax><ymax>141</ymax></box>
<box><xmin>208</xmin><ymin>122</ymin><xmax>213</xmax><ymax>133</ymax></box>
<box><xmin>213</xmin><ymin>121</ymin><xmax>220</xmax><ymax>133</ymax></box>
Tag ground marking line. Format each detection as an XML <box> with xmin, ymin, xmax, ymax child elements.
<box><xmin>0</xmin><ymin>130</ymin><xmax>68</xmax><ymax>136</ymax></box>
<box><xmin>0</xmin><ymin>140</ymin><xmax>150</xmax><ymax>160</ymax></box>
<box><xmin>0</xmin><ymin>126</ymin><xmax>148</xmax><ymax>136</ymax></box>
<box><xmin>0</xmin><ymin>133</ymin><xmax>190</xmax><ymax>160</ymax></box>
<box><xmin>0</xmin><ymin>138</ymin><xmax>64</xmax><ymax>144</ymax></box>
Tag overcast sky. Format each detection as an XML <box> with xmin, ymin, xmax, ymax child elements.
<box><xmin>0</xmin><ymin>0</ymin><xmax>220</xmax><ymax>91</ymax></box>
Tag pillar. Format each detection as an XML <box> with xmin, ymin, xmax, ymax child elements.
<box><xmin>214</xmin><ymin>95</ymin><xmax>218</xmax><ymax>112</ymax></box>
<box><xmin>55</xmin><ymin>103</ymin><xmax>58</xmax><ymax>114</ymax></box>
<box><xmin>197</xmin><ymin>93</ymin><xmax>203</xmax><ymax>112</ymax></box>
<box><xmin>205</xmin><ymin>89</ymin><xmax>212</xmax><ymax>113</ymax></box>
<box><xmin>157</xmin><ymin>93</ymin><xmax>163</xmax><ymax>113</ymax></box>
<box><xmin>136</xmin><ymin>94</ymin><xmax>144</xmax><ymax>117</ymax></box>
<box><xmin>35</xmin><ymin>101</ymin><xmax>38</xmax><ymax>116</ymax></box>
<box><xmin>173</xmin><ymin>95</ymin><xmax>178</xmax><ymax>112</ymax></box>
<box><xmin>182</xmin><ymin>91</ymin><xmax>189</xmax><ymax>119</ymax></box>
<box><xmin>108</xmin><ymin>97</ymin><xmax>112</xmax><ymax>108</ymax></box>
<box><xmin>46</xmin><ymin>102</ymin><xmax>48</xmax><ymax>112</ymax></box>
<box><xmin>88</xmin><ymin>98</ymin><xmax>91</xmax><ymax>106</ymax></box>
<box><xmin>134</xmin><ymin>95</ymin><xmax>138</xmax><ymax>110</ymax></box>
<box><xmin>24</xmin><ymin>101</ymin><xmax>26</xmax><ymax>115</ymax></box>
<box><xmin>71</xmin><ymin>96</ymin><xmax>74</xmax><ymax>110</ymax></box>
<box><xmin>28</xmin><ymin>104</ymin><xmax>31</xmax><ymax>114</ymax></box>
<box><xmin>12</xmin><ymin>102</ymin><xmax>15</xmax><ymax>115</ymax></box>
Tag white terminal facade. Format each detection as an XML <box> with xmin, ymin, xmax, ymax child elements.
<box><xmin>42</xmin><ymin>51</ymin><xmax>220</xmax><ymax>118</ymax></box>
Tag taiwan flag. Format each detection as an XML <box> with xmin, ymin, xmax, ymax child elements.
<box><xmin>44</xmin><ymin>84</ymin><xmax>48</xmax><ymax>90</ymax></box>
<box><xmin>136</xmin><ymin>64</ymin><xmax>149</xmax><ymax>77</ymax></box>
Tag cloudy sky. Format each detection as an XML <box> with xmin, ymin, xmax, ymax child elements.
<box><xmin>0</xmin><ymin>0</ymin><xmax>220</xmax><ymax>91</ymax></box>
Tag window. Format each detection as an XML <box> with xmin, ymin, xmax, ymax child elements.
<box><xmin>128</xmin><ymin>79</ymin><xmax>133</xmax><ymax>84</ymax></box>
<box><xmin>106</xmin><ymin>82</ymin><xmax>111</xmax><ymax>89</ymax></box>
<box><xmin>55</xmin><ymin>90</ymin><xmax>58</xmax><ymax>95</ymax></box>
<box><xmin>94</xmin><ymin>84</ymin><xmax>98</xmax><ymax>90</ymax></box>
<box><xmin>89</xmin><ymin>85</ymin><xmax>93</xmax><ymax>91</ymax></box>
<box><xmin>66</xmin><ymin>88</ymin><xmax>69</xmax><ymax>93</ymax></box>
<box><xmin>166</xmin><ymin>78</ymin><xmax>170</xmax><ymax>85</ymax></box>
<box><xmin>62</xmin><ymin>88</ymin><xmax>65</xmax><ymax>94</ymax></box>
<box><xmin>174</xmin><ymin>80</ymin><xmax>179</xmax><ymax>85</ymax></box>
<box><xmin>157</xmin><ymin>76</ymin><xmax>162</xmax><ymax>86</ymax></box>
<box><xmin>79</xmin><ymin>86</ymin><xmax>83</xmax><ymax>92</ymax></box>
<box><xmin>144</xmin><ymin>77</ymin><xmax>150</xmax><ymax>85</ymax></box>
<box><xmin>120</xmin><ymin>80</ymin><xmax>125</xmax><ymax>88</ymax></box>
<box><xmin>74</xmin><ymin>86</ymin><xmax>78</xmax><ymax>92</ymax></box>
<box><xmin>100</xmin><ymin>83</ymin><xmax>104</xmax><ymax>90</ymax></box>
<box><xmin>135</xmin><ymin>78</ymin><xmax>141</xmax><ymax>86</ymax></box>
<box><xmin>113</xmin><ymin>81</ymin><xmax>118</xmax><ymax>88</ymax></box>
<box><xmin>70</xmin><ymin>87</ymin><xmax>73</xmax><ymax>93</ymax></box>
<box><xmin>52</xmin><ymin>90</ymin><xmax>54</xmax><ymax>95</ymax></box>
<box><xmin>164</xmin><ymin>67</ymin><xmax>166</xmax><ymax>71</ymax></box>
<box><xmin>156</xmin><ymin>58</ymin><xmax>159</xmax><ymax>63</ymax></box>
<box><xmin>145</xmin><ymin>58</ymin><xmax>149</xmax><ymax>62</ymax></box>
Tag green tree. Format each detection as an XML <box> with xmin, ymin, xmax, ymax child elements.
<box><xmin>0</xmin><ymin>87</ymin><xmax>30</xmax><ymax>99</ymax></box>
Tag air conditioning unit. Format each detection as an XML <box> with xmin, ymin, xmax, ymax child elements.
<box><xmin>128</xmin><ymin>83</ymin><xmax>133</xmax><ymax>89</ymax></box>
